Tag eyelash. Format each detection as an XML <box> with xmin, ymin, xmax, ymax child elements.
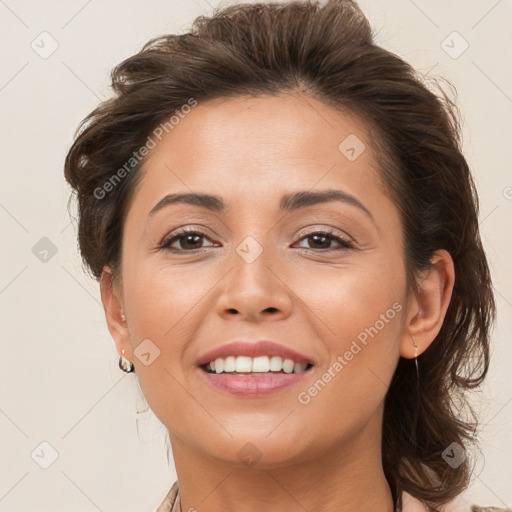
<box><xmin>159</xmin><ymin>227</ymin><xmax>354</xmax><ymax>253</ymax></box>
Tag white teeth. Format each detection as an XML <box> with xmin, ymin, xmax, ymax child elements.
<box><xmin>224</xmin><ymin>355</ymin><xmax>236</xmax><ymax>372</ymax></box>
<box><xmin>205</xmin><ymin>355</ymin><xmax>310</xmax><ymax>374</ymax></box>
<box><xmin>252</xmin><ymin>356</ymin><xmax>270</xmax><ymax>372</ymax></box>
<box><xmin>282</xmin><ymin>359</ymin><xmax>295</xmax><ymax>373</ymax></box>
<box><xmin>235</xmin><ymin>356</ymin><xmax>252</xmax><ymax>372</ymax></box>
<box><xmin>269</xmin><ymin>356</ymin><xmax>283</xmax><ymax>371</ymax></box>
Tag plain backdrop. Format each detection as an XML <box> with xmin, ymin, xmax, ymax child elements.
<box><xmin>0</xmin><ymin>1</ymin><xmax>511</xmax><ymax>511</ymax></box>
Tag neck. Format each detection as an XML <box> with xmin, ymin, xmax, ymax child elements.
<box><xmin>169</xmin><ymin>411</ymin><xmax>395</xmax><ymax>512</ymax></box>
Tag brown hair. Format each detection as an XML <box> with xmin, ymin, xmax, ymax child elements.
<box><xmin>64</xmin><ymin>1</ymin><xmax>496</xmax><ymax>510</ymax></box>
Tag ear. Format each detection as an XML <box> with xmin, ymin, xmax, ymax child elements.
<box><xmin>400</xmin><ymin>249</ymin><xmax>455</xmax><ymax>359</ymax></box>
<box><xmin>100</xmin><ymin>267</ymin><xmax>133</xmax><ymax>361</ymax></box>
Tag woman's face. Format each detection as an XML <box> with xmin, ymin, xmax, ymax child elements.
<box><xmin>112</xmin><ymin>93</ymin><xmax>412</xmax><ymax>467</ymax></box>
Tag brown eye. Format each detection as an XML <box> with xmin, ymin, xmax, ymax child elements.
<box><xmin>295</xmin><ymin>231</ymin><xmax>353</xmax><ymax>251</ymax></box>
<box><xmin>160</xmin><ymin>229</ymin><xmax>216</xmax><ymax>252</ymax></box>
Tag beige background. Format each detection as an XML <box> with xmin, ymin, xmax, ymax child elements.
<box><xmin>0</xmin><ymin>0</ymin><xmax>510</xmax><ymax>510</ymax></box>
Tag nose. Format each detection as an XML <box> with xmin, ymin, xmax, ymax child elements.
<box><xmin>215</xmin><ymin>240</ymin><xmax>293</xmax><ymax>323</ymax></box>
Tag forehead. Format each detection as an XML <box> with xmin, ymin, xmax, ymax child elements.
<box><xmin>125</xmin><ymin>93</ymin><xmax>395</xmax><ymax>224</ymax></box>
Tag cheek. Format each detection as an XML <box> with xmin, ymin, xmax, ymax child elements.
<box><xmin>120</xmin><ymin>260</ymin><xmax>217</xmax><ymax>425</ymax></box>
<box><xmin>298</xmin><ymin>252</ymin><xmax>405</xmax><ymax>342</ymax></box>
<box><xmin>297</xmin><ymin>315</ymin><xmax>403</xmax><ymax>447</ymax></box>
<box><xmin>122</xmin><ymin>258</ymin><xmax>212</xmax><ymax>342</ymax></box>
<box><xmin>294</xmin><ymin>257</ymin><xmax>405</xmax><ymax>417</ymax></box>
<box><xmin>118</xmin><ymin>234</ymin><xmax>248</xmax><ymax>442</ymax></box>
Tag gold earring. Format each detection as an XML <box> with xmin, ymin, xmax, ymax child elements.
<box><xmin>119</xmin><ymin>349</ymin><xmax>135</xmax><ymax>373</ymax></box>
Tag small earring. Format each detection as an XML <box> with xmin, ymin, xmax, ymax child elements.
<box><xmin>411</xmin><ymin>336</ymin><xmax>419</xmax><ymax>380</ymax></box>
<box><xmin>120</xmin><ymin>312</ymin><xmax>126</xmax><ymax>321</ymax></box>
<box><xmin>119</xmin><ymin>349</ymin><xmax>135</xmax><ymax>373</ymax></box>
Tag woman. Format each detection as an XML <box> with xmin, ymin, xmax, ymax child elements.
<box><xmin>64</xmin><ymin>1</ymin><xmax>505</xmax><ymax>511</ymax></box>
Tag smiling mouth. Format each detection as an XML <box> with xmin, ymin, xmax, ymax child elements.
<box><xmin>200</xmin><ymin>355</ymin><xmax>314</xmax><ymax>375</ymax></box>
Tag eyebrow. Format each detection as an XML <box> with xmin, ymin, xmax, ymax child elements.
<box><xmin>148</xmin><ymin>189</ymin><xmax>374</xmax><ymax>222</ymax></box>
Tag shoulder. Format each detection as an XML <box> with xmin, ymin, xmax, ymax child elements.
<box><xmin>155</xmin><ymin>480</ymin><xmax>180</xmax><ymax>512</ymax></box>
<box><xmin>154</xmin><ymin>485</ymin><xmax>511</xmax><ymax>512</ymax></box>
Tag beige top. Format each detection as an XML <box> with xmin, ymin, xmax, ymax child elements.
<box><xmin>155</xmin><ymin>480</ymin><xmax>510</xmax><ymax>512</ymax></box>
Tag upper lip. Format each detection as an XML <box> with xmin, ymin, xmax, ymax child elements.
<box><xmin>196</xmin><ymin>340</ymin><xmax>314</xmax><ymax>367</ymax></box>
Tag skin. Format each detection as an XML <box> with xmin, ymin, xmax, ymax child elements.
<box><xmin>100</xmin><ymin>92</ymin><xmax>455</xmax><ymax>512</ymax></box>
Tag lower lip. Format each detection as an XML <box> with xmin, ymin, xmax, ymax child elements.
<box><xmin>198</xmin><ymin>368</ymin><xmax>311</xmax><ymax>397</ymax></box>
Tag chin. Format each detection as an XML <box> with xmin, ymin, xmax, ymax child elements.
<box><xmin>199</xmin><ymin>431</ymin><xmax>313</xmax><ymax>470</ymax></box>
